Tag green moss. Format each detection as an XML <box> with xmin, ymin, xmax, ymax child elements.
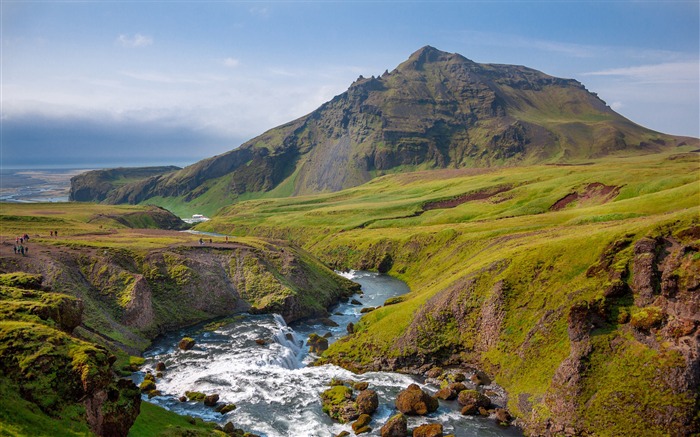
<box><xmin>139</xmin><ymin>379</ymin><xmax>156</xmax><ymax>392</ymax></box>
<box><xmin>185</xmin><ymin>391</ymin><xmax>207</xmax><ymax>402</ymax></box>
<box><xmin>630</xmin><ymin>306</ymin><xmax>664</xmax><ymax>331</ymax></box>
<box><xmin>320</xmin><ymin>385</ymin><xmax>354</xmax><ymax>420</ymax></box>
<box><xmin>580</xmin><ymin>336</ymin><xmax>695</xmax><ymax>436</ymax></box>
<box><xmin>0</xmin><ymin>379</ymin><xmax>93</xmax><ymax>437</ymax></box>
<box><xmin>0</xmin><ymin>272</ymin><xmax>43</xmax><ymax>289</ymax></box>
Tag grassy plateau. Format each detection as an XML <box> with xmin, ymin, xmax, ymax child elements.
<box><xmin>0</xmin><ymin>149</ymin><xmax>698</xmax><ymax>436</ymax></box>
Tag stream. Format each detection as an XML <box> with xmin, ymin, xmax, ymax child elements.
<box><xmin>138</xmin><ymin>271</ymin><xmax>521</xmax><ymax>437</ymax></box>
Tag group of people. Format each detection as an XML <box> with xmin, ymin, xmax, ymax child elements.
<box><xmin>13</xmin><ymin>234</ymin><xmax>30</xmax><ymax>256</ymax></box>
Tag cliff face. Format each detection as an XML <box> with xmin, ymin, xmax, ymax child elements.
<box><xmin>0</xmin><ymin>239</ymin><xmax>358</xmax><ymax>352</ymax></box>
<box><xmin>94</xmin><ymin>46</ymin><xmax>692</xmax><ymax>210</ymax></box>
<box><xmin>69</xmin><ymin>166</ymin><xmax>180</xmax><ymax>203</ymax></box>
<box><xmin>0</xmin><ymin>272</ymin><xmax>141</xmax><ymax>437</ymax></box>
<box><xmin>0</xmin><ymin>236</ymin><xmax>359</xmax><ymax>435</ymax></box>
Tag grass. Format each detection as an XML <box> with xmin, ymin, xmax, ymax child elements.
<box><xmin>193</xmin><ymin>150</ymin><xmax>699</xmax><ymax>435</ymax></box>
<box><xmin>0</xmin><ymin>150</ymin><xmax>698</xmax><ymax>436</ymax></box>
<box><xmin>128</xmin><ymin>402</ymin><xmax>225</xmax><ymax>436</ymax></box>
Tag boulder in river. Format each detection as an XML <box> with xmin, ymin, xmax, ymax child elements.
<box><xmin>185</xmin><ymin>391</ymin><xmax>206</xmax><ymax>402</ymax></box>
<box><xmin>155</xmin><ymin>361</ymin><xmax>166</xmax><ymax>371</ymax></box>
<box><xmin>395</xmin><ymin>384</ymin><xmax>438</xmax><ymax>415</ymax></box>
<box><xmin>320</xmin><ymin>385</ymin><xmax>359</xmax><ymax>423</ymax></box>
<box><xmin>352</xmin><ymin>413</ymin><xmax>372</xmax><ymax>433</ymax></box>
<box><xmin>356</xmin><ymin>389</ymin><xmax>379</xmax><ymax>415</ymax></box>
<box><xmin>204</xmin><ymin>393</ymin><xmax>220</xmax><ymax>406</ymax></box>
<box><xmin>381</xmin><ymin>413</ymin><xmax>408</xmax><ymax>437</ymax></box>
<box><xmin>307</xmin><ymin>333</ymin><xmax>329</xmax><ymax>355</ymax></box>
<box><xmin>458</xmin><ymin>389</ymin><xmax>491</xmax><ymax>416</ymax></box>
<box><xmin>178</xmin><ymin>337</ymin><xmax>195</xmax><ymax>350</ymax></box>
<box><xmin>413</xmin><ymin>423</ymin><xmax>443</xmax><ymax>437</ymax></box>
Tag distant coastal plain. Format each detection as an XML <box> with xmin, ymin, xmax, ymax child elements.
<box><xmin>0</xmin><ymin>168</ymin><xmax>92</xmax><ymax>203</ymax></box>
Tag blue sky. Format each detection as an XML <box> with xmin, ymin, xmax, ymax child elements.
<box><xmin>2</xmin><ymin>1</ymin><xmax>698</xmax><ymax>168</ymax></box>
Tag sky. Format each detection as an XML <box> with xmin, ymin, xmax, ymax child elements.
<box><xmin>2</xmin><ymin>1</ymin><xmax>699</xmax><ymax>168</ymax></box>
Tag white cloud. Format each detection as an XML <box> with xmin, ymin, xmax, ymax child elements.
<box><xmin>582</xmin><ymin>61</ymin><xmax>699</xmax><ymax>84</ymax></box>
<box><xmin>249</xmin><ymin>6</ymin><xmax>269</xmax><ymax>18</ymax></box>
<box><xmin>116</xmin><ymin>33</ymin><xmax>153</xmax><ymax>48</ymax></box>
<box><xmin>610</xmin><ymin>101</ymin><xmax>624</xmax><ymax>111</ymax></box>
<box><xmin>223</xmin><ymin>57</ymin><xmax>240</xmax><ymax>68</ymax></box>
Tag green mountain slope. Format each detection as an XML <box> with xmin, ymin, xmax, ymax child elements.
<box><xmin>95</xmin><ymin>46</ymin><xmax>696</xmax><ymax>215</ymax></box>
<box><xmin>196</xmin><ymin>151</ymin><xmax>700</xmax><ymax>436</ymax></box>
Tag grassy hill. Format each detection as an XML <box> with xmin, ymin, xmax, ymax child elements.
<box><xmin>89</xmin><ymin>46</ymin><xmax>696</xmax><ymax>215</ymax></box>
<box><xmin>0</xmin><ymin>203</ymin><xmax>357</xmax><ymax>436</ymax></box>
<box><xmin>196</xmin><ymin>150</ymin><xmax>700</xmax><ymax>436</ymax></box>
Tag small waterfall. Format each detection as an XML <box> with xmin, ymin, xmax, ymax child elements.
<box><xmin>269</xmin><ymin>314</ymin><xmax>305</xmax><ymax>369</ymax></box>
<box><xmin>139</xmin><ymin>272</ymin><xmax>520</xmax><ymax>437</ymax></box>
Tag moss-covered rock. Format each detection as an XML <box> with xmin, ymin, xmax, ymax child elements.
<box><xmin>321</xmin><ymin>385</ymin><xmax>358</xmax><ymax>423</ymax></box>
<box><xmin>380</xmin><ymin>413</ymin><xmax>407</xmax><ymax>437</ymax></box>
<box><xmin>395</xmin><ymin>384</ymin><xmax>438</xmax><ymax>416</ymax></box>
<box><xmin>178</xmin><ymin>337</ymin><xmax>196</xmax><ymax>350</ymax></box>
<box><xmin>185</xmin><ymin>391</ymin><xmax>207</xmax><ymax>402</ymax></box>
<box><xmin>630</xmin><ymin>306</ymin><xmax>665</xmax><ymax>331</ymax></box>
<box><xmin>307</xmin><ymin>333</ymin><xmax>329</xmax><ymax>355</ymax></box>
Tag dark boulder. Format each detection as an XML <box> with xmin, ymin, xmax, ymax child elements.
<box><xmin>356</xmin><ymin>389</ymin><xmax>379</xmax><ymax>415</ymax></box>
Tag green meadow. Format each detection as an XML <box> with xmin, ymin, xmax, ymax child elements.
<box><xmin>196</xmin><ymin>150</ymin><xmax>699</xmax><ymax>435</ymax></box>
<box><xmin>0</xmin><ymin>150</ymin><xmax>698</xmax><ymax>435</ymax></box>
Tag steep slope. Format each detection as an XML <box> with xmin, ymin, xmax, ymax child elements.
<box><xmin>69</xmin><ymin>166</ymin><xmax>180</xmax><ymax>202</ymax></box>
<box><xmin>98</xmin><ymin>46</ymin><xmax>695</xmax><ymax>213</ymax></box>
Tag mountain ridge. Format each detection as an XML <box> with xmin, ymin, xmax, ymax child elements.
<box><xmin>76</xmin><ymin>46</ymin><xmax>697</xmax><ymax>211</ymax></box>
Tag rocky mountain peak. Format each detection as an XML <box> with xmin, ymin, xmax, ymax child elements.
<box><xmin>84</xmin><ymin>46</ymin><xmax>694</xmax><ymax>208</ymax></box>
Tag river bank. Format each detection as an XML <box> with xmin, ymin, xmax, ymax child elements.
<box><xmin>135</xmin><ymin>271</ymin><xmax>522</xmax><ymax>437</ymax></box>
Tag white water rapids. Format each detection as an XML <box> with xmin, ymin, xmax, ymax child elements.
<box><xmin>138</xmin><ymin>271</ymin><xmax>520</xmax><ymax>437</ymax></box>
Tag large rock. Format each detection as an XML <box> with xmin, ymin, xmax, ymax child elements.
<box><xmin>203</xmin><ymin>393</ymin><xmax>220</xmax><ymax>407</ymax></box>
<box><xmin>352</xmin><ymin>413</ymin><xmax>372</xmax><ymax>433</ymax></box>
<box><xmin>178</xmin><ymin>337</ymin><xmax>195</xmax><ymax>350</ymax></box>
<box><xmin>413</xmin><ymin>423</ymin><xmax>444</xmax><ymax>437</ymax></box>
<box><xmin>307</xmin><ymin>333</ymin><xmax>329</xmax><ymax>355</ymax></box>
<box><xmin>321</xmin><ymin>385</ymin><xmax>359</xmax><ymax>423</ymax></box>
<box><xmin>395</xmin><ymin>383</ymin><xmax>439</xmax><ymax>415</ymax></box>
<box><xmin>381</xmin><ymin>413</ymin><xmax>408</xmax><ymax>437</ymax></box>
<box><xmin>356</xmin><ymin>389</ymin><xmax>379</xmax><ymax>414</ymax></box>
<box><xmin>457</xmin><ymin>389</ymin><xmax>491</xmax><ymax>415</ymax></box>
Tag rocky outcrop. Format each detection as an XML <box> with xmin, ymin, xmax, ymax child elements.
<box><xmin>0</xmin><ymin>273</ymin><xmax>140</xmax><ymax>437</ymax></box>
<box><xmin>0</xmin><ymin>238</ymin><xmax>359</xmax><ymax>356</ymax></box>
<box><xmin>69</xmin><ymin>166</ymin><xmax>180</xmax><ymax>202</ymax></box>
<box><xmin>307</xmin><ymin>333</ymin><xmax>329</xmax><ymax>355</ymax></box>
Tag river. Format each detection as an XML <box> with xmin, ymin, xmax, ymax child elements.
<box><xmin>138</xmin><ymin>271</ymin><xmax>521</xmax><ymax>437</ymax></box>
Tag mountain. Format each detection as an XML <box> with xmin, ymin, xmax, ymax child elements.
<box><xmin>93</xmin><ymin>46</ymin><xmax>695</xmax><ymax>210</ymax></box>
<box><xmin>69</xmin><ymin>166</ymin><xmax>180</xmax><ymax>202</ymax></box>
